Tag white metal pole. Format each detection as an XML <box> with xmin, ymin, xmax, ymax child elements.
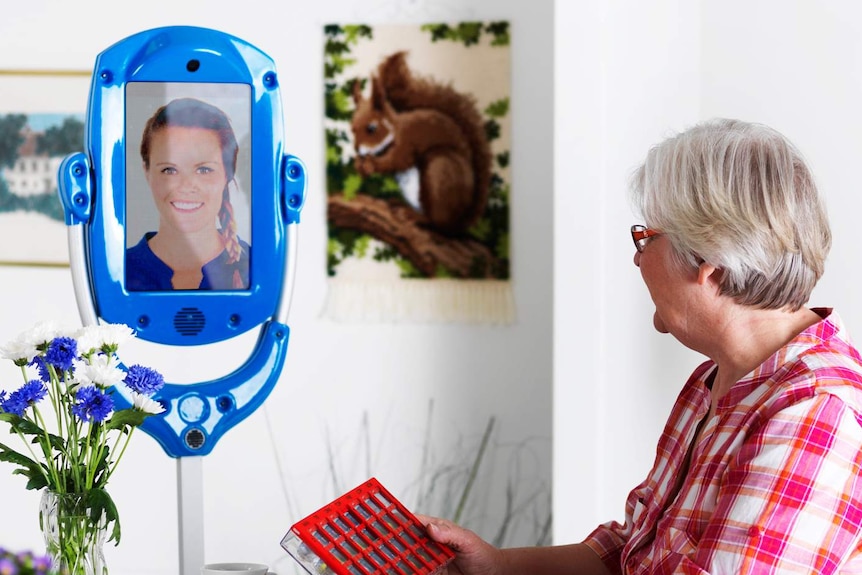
<box><xmin>178</xmin><ymin>456</ymin><xmax>205</xmax><ymax>575</ymax></box>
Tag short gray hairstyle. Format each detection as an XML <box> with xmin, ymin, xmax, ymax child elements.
<box><xmin>630</xmin><ymin>118</ymin><xmax>831</xmax><ymax>311</ymax></box>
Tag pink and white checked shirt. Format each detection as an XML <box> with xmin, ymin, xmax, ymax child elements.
<box><xmin>584</xmin><ymin>309</ymin><xmax>862</xmax><ymax>574</ymax></box>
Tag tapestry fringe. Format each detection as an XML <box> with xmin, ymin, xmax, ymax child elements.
<box><xmin>321</xmin><ymin>278</ymin><xmax>515</xmax><ymax>325</ymax></box>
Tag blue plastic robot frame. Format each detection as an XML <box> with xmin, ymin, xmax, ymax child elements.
<box><xmin>58</xmin><ymin>26</ymin><xmax>306</xmax><ymax>457</ymax></box>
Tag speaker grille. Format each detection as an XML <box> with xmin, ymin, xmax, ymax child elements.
<box><xmin>184</xmin><ymin>428</ymin><xmax>205</xmax><ymax>450</ymax></box>
<box><xmin>173</xmin><ymin>307</ymin><xmax>205</xmax><ymax>336</ymax></box>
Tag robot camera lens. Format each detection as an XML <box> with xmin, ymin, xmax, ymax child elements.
<box><xmin>186</xmin><ymin>59</ymin><xmax>201</xmax><ymax>72</ymax></box>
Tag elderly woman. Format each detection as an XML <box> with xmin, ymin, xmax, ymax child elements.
<box><xmin>422</xmin><ymin>119</ymin><xmax>862</xmax><ymax>574</ymax></box>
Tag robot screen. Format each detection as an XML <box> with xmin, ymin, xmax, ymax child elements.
<box><xmin>124</xmin><ymin>82</ymin><xmax>252</xmax><ymax>293</ymax></box>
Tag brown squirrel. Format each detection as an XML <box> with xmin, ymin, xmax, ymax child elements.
<box><xmin>351</xmin><ymin>51</ymin><xmax>492</xmax><ymax>236</ymax></box>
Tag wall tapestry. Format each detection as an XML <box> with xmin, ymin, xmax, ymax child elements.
<box><xmin>323</xmin><ymin>22</ymin><xmax>513</xmax><ymax>324</ymax></box>
<box><xmin>0</xmin><ymin>70</ymin><xmax>90</xmax><ymax>266</ymax></box>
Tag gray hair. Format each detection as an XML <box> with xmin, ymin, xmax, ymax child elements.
<box><xmin>630</xmin><ymin>118</ymin><xmax>831</xmax><ymax>311</ymax></box>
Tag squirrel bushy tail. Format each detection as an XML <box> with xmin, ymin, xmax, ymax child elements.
<box><xmin>376</xmin><ymin>51</ymin><xmax>493</xmax><ymax>230</ymax></box>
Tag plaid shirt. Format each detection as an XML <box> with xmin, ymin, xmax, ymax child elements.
<box><xmin>584</xmin><ymin>309</ymin><xmax>862</xmax><ymax>574</ymax></box>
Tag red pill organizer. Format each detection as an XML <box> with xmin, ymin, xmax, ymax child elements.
<box><xmin>281</xmin><ymin>478</ymin><xmax>455</xmax><ymax>575</ymax></box>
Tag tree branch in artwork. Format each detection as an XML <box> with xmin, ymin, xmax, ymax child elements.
<box><xmin>327</xmin><ymin>193</ymin><xmax>502</xmax><ymax>278</ymax></box>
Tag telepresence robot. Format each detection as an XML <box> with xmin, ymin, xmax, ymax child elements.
<box><xmin>58</xmin><ymin>26</ymin><xmax>306</xmax><ymax>575</ymax></box>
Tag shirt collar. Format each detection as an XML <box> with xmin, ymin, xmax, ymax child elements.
<box><xmin>716</xmin><ymin>307</ymin><xmax>847</xmax><ymax>411</ymax></box>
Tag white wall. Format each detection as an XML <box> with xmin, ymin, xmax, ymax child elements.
<box><xmin>555</xmin><ymin>0</ymin><xmax>862</xmax><ymax>547</ymax></box>
<box><xmin>7</xmin><ymin>0</ymin><xmax>859</xmax><ymax>569</ymax></box>
<box><xmin>0</xmin><ymin>1</ymin><xmax>553</xmax><ymax>574</ymax></box>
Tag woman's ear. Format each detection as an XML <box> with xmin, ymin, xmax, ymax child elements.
<box><xmin>696</xmin><ymin>261</ymin><xmax>721</xmax><ymax>287</ymax></box>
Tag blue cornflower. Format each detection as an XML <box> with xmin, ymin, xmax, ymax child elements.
<box><xmin>28</xmin><ymin>356</ymin><xmax>50</xmax><ymax>383</ymax></box>
<box><xmin>1</xmin><ymin>380</ymin><xmax>47</xmax><ymax>417</ymax></box>
<box><xmin>44</xmin><ymin>337</ymin><xmax>77</xmax><ymax>371</ymax></box>
<box><xmin>31</xmin><ymin>554</ymin><xmax>51</xmax><ymax>573</ymax></box>
<box><xmin>1</xmin><ymin>395</ymin><xmax>25</xmax><ymax>416</ymax></box>
<box><xmin>71</xmin><ymin>385</ymin><xmax>114</xmax><ymax>423</ymax></box>
<box><xmin>0</xmin><ymin>556</ymin><xmax>16</xmax><ymax>575</ymax></box>
<box><xmin>124</xmin><ymin>364</ymin><xmax>165</xmax><ymax>395</ymax></box>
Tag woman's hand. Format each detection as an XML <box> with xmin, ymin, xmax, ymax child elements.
<box><xmin>417</xmin><ymin>515</ymin><xmax>504</xmax><ymax>575</ymax></box>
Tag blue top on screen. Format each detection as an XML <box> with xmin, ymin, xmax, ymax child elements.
<box><xmin>57</xmin><ymin>26</ymin><xmax>307</xmax><ymax>457</ymax></box>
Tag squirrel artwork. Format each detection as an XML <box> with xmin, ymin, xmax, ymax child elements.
<box><xmin>351</xmin><ymin>51</ymin><xmax>493</xmax><ymax>236</ymax></box>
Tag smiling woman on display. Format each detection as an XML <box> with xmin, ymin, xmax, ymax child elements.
<box><xmin>126</xmin><ymin>97</ymin><xmax>250</xmax><ymax>291</ymax></box>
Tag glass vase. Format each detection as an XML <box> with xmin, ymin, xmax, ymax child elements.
<box><xmin>39</xmin><ymin>489</ymin><xmax>108</xmax><ymax>575</ymax></box>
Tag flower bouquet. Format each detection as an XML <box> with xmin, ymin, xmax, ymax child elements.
<box><xmin>0</xmin><ymin>547</ymin><xmax>56</xmax><ymax>575</ymax></box>
<box><xmin>0</xmin><ymin>322</ymin><xmax>165</xmax><ymax>575</ymax></box>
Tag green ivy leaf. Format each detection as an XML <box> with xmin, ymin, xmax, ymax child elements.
<box><xmin>484</xmin><ymin>119</ymin><xmax>501</xmax><ymax>142</ymax></box>
<box><xmin>331</xmin><ymin>90</ymin><xmax>352</xmax><ymax>116</ymax></box>
<box><xmin>421</xmin><ymin>23</ymin><xmax>452</xmax><ymax>42</ymax></box>
<box><xmin>343</xmin><ymin>25</ymin><xmax>373</xmax><ymax>45</ymax></box>
<box><xmin>496</xmin><ymin>151</ymin><xmax>510</xmax><ymax>168</ymax></box>
<box><xmin>455</xmin><ymin>22</ymin><xmax>484</xmax><ymax>46</ymax></box>
<box><xmin>396</xmin><ymin>259</ymin><xmax>421</xmax><ymax>277</ymax></box>
<box><xmin>324</xmin><ymin>39</ymin><xmax>351</xmax><ymax>56</ymax></box>
<box><xmin>326</xmin><ymin>146</ymin><xmax>342</xmax><ymax>166</ymax></box>
<box><xmin>381</xmin><ymin>177</ymin><xmax>402</xmax><ymax>194</ymax></box>
<box><xmin>485</xmin><ymin>98</ymin><xmax>509</xmax><ymax>119</ymax></box>
<box><xmin>324</xmin><ymin>24</ymin><xmax>343</xmax><ymax>38</ymax></box>
<box><xmin>485</xmin><ymin>21</ymin><xmax>511</xmax><ymax>46</ymax></box>
<box><xmin>355</xmin><ymin>235</ymin><xmax>370</xmax><ymax>258</ymax></box>
<box><xmin>434</xmin><ymin>264</ymin><xmax>454</xmax><ymax>278</ymax></box>
<box><xmin>343</xmin><ymin>174</ymin><xmax>363</xmax><ymax>200</ymax></box>
<box><xmin>327</xmin><ymin>238</ymin><xmax>342</xmax><ymax>258</ymax></box>
<box><xmin>496</xmin><ymin>232</ymin><xmax>510</xmax><ymax>260</ymax></box>
<box><xmin>469</xmin><ymin>218</ymin><xmax>492</xmax><ymax>242</ymax></box>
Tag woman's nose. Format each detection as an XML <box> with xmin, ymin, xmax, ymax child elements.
<box><xmin>179</xmin><ymin>174</ymin><xmax>197</xmax><ymax>192</ymax></box>
<box><xmin>633</xmin><ymin>250</ymin><xmax>641</xmax><ymax>267</ymax></box>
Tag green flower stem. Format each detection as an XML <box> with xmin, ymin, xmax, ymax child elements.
<box><xmin>31</xmin><ymin>405</ymin><xmax>62</xmax><ymax>489</ymax></box>
<box><xmin>12</xmin><ymin>424</ymin><xmax>52</xmax><ymax>486</ymax></box>
<box><xmin>86</xmin><ymin>423</ymin><xmax>107</xmax><ymax>490</ymax></box>
<box><xmin>47</xmin><ymin>365</ymin><xmax>63</xmax><ymax>425</ymax></box>
<box><xmin>84</xmin><ymin>423</ymin><xmax>98</xmax><ymax>489</ymax></box>
<box><xmin>45</xmin><ymin>366</ymin><xmax>69</xmax><ymax>487</ymax></box>
<box><xmin>69</xmin><ymin>413</ymin><xmax>83</xmax><ymax>490</ymax></box>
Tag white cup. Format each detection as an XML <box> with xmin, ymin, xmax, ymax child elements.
<box><xmin>201</xmin><ymin>563</ymin><xmax>268</xmax><ymax>575</ymax></box>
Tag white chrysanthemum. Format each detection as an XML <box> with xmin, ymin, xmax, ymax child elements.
<box><xmin>74</xmin><ymin>326</ymin><xmax>104</xmax><ymax>356</ymax></box>
<box><xmin>0</xmin><ymin>320</ymin><xmax>78</xmax><ymax>362</ymax></box>
<box><xmin>130</xmin><ymin>391</ymin><xmax>164</xmax><ymax>414</ymax></box>
<box><xmin>25</xmin><ymin>320</ymin><xmax>63</xmax><ymax>347</ymax></box>
<box><xmin>75</xmin><ymin>324</ymin><xmax>135</xmax><ymax>355</ymax></box>
<box><xmin>0</xmin><ymin>332</ymin><xmax>40</xmax><ymax>362</ymax></box>
<box><xmin>73</xmin><ymin>354</ymin><xmax>126</xmax><ymax>388</ymax></box>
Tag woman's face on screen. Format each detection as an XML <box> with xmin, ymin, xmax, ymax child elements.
<box><xmin>144</xmin><ymin>126</ymin><xmax>226</xmax><ymax>236</ymax></box>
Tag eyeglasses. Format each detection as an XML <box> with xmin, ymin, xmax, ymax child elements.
<box><xmin>631</xmin><ymin>225</ymin><xmax>661</xmax><ymax>253</ymax></box>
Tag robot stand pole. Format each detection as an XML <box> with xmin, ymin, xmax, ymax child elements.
<box><xmin>178</xmin><ymin>456</ymin><xmax>205</xmax><ymax>575</ymax></box>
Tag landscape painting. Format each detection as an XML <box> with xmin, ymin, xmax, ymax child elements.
<box><xmin>0</xmin><ymin>71</ymin><xmax>90</xmax><ymax>266</ymax></box>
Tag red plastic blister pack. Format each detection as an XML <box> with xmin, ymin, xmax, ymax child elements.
<box><xmin>281</xmin><ymin>477</ymin><xmax>455</xmax><ymax>575</ymax></box>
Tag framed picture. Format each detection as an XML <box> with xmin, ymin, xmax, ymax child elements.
<box><xmin>322</xmin><ymin>22</ymin><xmax>514</xmax><ymax>324</ymax></box>
<box><xmin>0</xmin><ymin>69</ymin><xmax>91</xmax><ymax>266</ymax></box>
